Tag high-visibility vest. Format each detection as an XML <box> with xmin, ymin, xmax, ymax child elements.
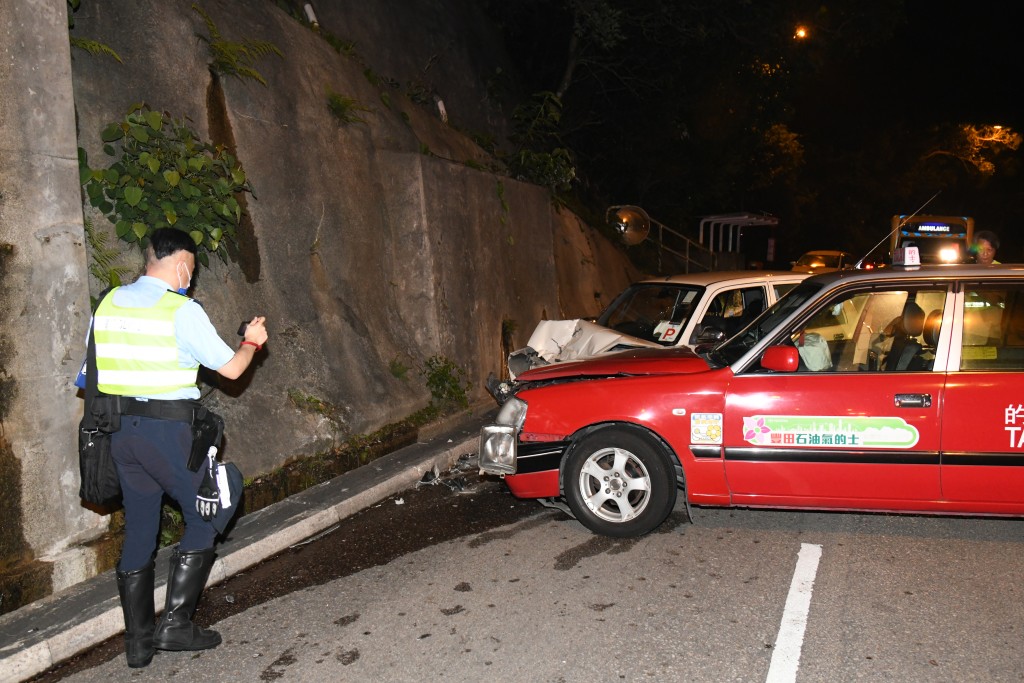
<box><xmin>94</xmin><ymin>289</ymin><xmax>198</xmax><ymax>396</ymax></box>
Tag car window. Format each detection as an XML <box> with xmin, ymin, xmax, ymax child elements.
<box><xmin>596</xmin><ymin>283</ymin><xmax>705</xmax><ymax>345</ymax></box>
<box><xmin>694</xmin><ymin>286</ymin><xmax>767</xmax><ymax>343</ymax></box>
<box><xmin>711</xmin><ymin>282</ymin><xmax>824</xmax><ymax>366</ymax></box>
<box><xmin>960</xmin><ymin>284</ymin><xmax>1024</xmax><ymax>370</ymax></box>
<box><xmin>757</xmin><ymin>286</ymin><xmax>947</xmax><ymax>373</ymax></box>
<box><xmin>773</xmin><ymin>282</ymin><xmax>799</xmax><ymax>299</ymax></box>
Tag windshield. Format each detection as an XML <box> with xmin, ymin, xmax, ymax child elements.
<box><xmin>709</xmin><ymin>281</ymin><xmax>824</xmax><ymax>366</ymax></box>
<box><xmin>596</xmin><ymin>283</ymin><xmax>705</xmax><ymax>346</ymax></box>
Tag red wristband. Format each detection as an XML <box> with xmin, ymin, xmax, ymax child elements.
<box><xmin>241</xmin><ymin>340</ymin><xmax>262</xmax><ymax>351</ymax></box>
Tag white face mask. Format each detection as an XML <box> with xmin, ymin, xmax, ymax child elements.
<box><xmin>176</xmin><ymin>261</ymin><xmax>192</xmax><ymax>295</ymax></box>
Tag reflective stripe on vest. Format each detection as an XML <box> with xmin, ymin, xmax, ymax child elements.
<box><xmin>94</xmin><ymin>288</ymin><xmax>199</xmax><ymax>395</ymax></box>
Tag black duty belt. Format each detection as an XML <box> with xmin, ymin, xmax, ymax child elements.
<box><xmin>119</xmin><ymin>397</ymin><xmax>200</xmax><ymax>423</ymax></box>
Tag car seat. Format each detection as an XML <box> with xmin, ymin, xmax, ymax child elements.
<box><xmin>917</xmin><ymin>309</ymin><xmax>942</xmax><ymax>370</ymax></box>
<box><xmin>884</xmin><ymin>302</ymin><xmax>926</xmax><ymax>371</ymax></box>
<box><xmin>922</xmin><ymin>310</ymin><xmax>942</xmax><ymax>348</ymax></box>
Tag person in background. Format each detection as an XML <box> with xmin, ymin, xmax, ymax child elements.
<box><xmin>973</xmin><ymin>230</ymin><xmax>1001</xmax><ymax>265</ymax></box>
<box><xmin>90</xmin><ymin>228</ymin><xmax>268</xmax><ymax>668</ymax></box>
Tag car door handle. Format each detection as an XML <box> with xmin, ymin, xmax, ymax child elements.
<box><xmin>894</xmin><ymin>393</ymin><xmax>932</xmax><ymax>408</ymax></box>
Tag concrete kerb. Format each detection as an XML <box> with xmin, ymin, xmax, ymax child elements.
<box><xmin>0</xmin><ymin>408</ymin><xmax>491</xmax><ymax>683</ymax></box>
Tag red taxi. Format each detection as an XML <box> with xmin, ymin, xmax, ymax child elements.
<box><xmin>479</xmin><ymin>264</ymin><xmax>1024</xmax><ymax>537</ymax></box>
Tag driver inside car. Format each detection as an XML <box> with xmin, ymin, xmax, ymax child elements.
<box><xmin>882</xmin><ymin>302</ymin><xmax>927</xmax><ymax>371</ymax></box>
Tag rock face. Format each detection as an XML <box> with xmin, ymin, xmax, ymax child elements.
<box><xmin>69</xmin><ymin>0</ymin><xmax>640</xmax><ymax>470</ymax></box>
<box><xmin>0</xmin><ymin>0</ymin><xmax>641</xmax><ymax>607</ymax></box>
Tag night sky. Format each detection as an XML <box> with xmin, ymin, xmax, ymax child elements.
<box><xmin>793</xmin><ymin>1</ymin><xmax>1024</xmax><ymax>149</ymax></box>
<box><xmin>787</xmin><ymin>1</ymin><xmax>1024</xmax><ymax>258</ymax></box>
<box><xmin>491</xmin><ymin>2</ymin><xmax>1024</xmax><ymax>260</ymax></box>
<box><xmin>856</xmin><ymin>2</ymin><xmax>1022</xmax><ymax>129</ymax></box>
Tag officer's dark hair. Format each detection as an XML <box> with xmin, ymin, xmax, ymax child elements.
<box><xmin>149</xmin><ymin>228</ymin><xmax>197</xmax><ymax>260</ymax></box>
<box><xmin>975</xmin><ymin>230</ymin><xmax>1000</xmax><ymax>250</ymax></box>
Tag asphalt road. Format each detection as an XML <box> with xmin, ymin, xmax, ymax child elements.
<box><xmin>42</xmin><ymin>465</ymin><xmax>1024</xmax><ymax>683</ymax></box>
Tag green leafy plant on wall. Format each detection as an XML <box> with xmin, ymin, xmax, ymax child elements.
<box><xmin>159</xmin><ymin>505</ymin><xmax>184</xmax><ymax>547</ymax></box>
<box><xmin>273</xmin><ymin>0</ymin><xmax>358</xmax><ymax>57</ymax></box>
<box><xmin>508</xmin><ymin>91</ymin><xmax>577</xmax><ymax>192</ymax></box>
<box><xmin>322</xmin><ymin>32</ymin><xmax>357</xmax><ymax>57</ymax></box>
<box><xmin>389</xmin><ymin>356</ymin><xmax>411</xmax><ymax>381</ymax></box>
<box><xmin>83</xmin><ymin>217</ymin><xmax>136</xmax><ymax>291</ymax></box>
<box><xmin>326</xmin><ymin>89</ymin><xmax>372</xmax><ymax>125</ymax></box>
<box><xmin>363</xmin><ymin>68</ymin><xmax>399</xmax><ymax>90</ymax></box>
<box><xmin>79</xmin><ymin>103</ymin><xmax>254</xmax><ymax>266</ymax></box>
<box><xmin>420</xmin><ymin>355</ymin><xmax>471</xmax><ymax>410</ymax></box>
<box><xmin>287</xmin><ymin>389</ymin><xmax>346</xmax><ymax>438</ymax></box>
<box><xmin>192</xmin><ymin>4</ymin><xmax>282</xmax><ymax>86</ymax></box>
<box><xmin>66</xmin><ymin>0</ymin><xmax>122</xmax><ymax>62</ymax></box>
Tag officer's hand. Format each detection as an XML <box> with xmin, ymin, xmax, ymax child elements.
<box><xmin>243</xmin><ymin>316</ymin><xmax>269</xmax><ymax>347</ymax></box>
<box><xmin>196</xmin><ymin>462</ymin><xmax>220</xmax><ymax>521</ymax></box>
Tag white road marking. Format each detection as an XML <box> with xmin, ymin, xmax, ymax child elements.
<box><xmin>765</xmin><ymin>542</ymin><xmax>823</xmax><ymax>683</ymax></box>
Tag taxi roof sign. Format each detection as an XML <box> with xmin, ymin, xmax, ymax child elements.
<box><xmin>892</xmin><ymin>245</ymin><xmax>921</xmax><ymax>268</ymax></box>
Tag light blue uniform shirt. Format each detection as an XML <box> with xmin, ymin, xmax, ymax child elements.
<box><xmin>80</xmin><ymin>276</ymin><xmax>235</xmax><ymax>400</ymax></box>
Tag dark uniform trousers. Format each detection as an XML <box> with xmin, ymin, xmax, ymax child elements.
<box><xmin>112</xmin><ymin>415</ymin><xmax>217</xmax><ymax>572</ymax></box>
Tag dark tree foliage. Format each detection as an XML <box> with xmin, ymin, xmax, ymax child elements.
<box><xmin>485</xmin><ymin>1</ymin><xmax>924</xmax><ymax>258</ymax></box>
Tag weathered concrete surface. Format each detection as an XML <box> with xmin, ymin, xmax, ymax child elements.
<box><xmin>68</xmin><ymin>0</ymin><xmax>637</xmax><ymax>471</ymax></box>
<box><xmin>0</xmin><ymin>0</ymin><xmax>107</xmax><ymax>608</ymax></box>
<box><xmin>553</xmin><ymin>208</ymin><xmax>643</xmax><ymax>319</ymax></box>
<box><xmin>0</xmin><ymin>0</ymin><xmax>641</xmax><ymax>610</ymax></box>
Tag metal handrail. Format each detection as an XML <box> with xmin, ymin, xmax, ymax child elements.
<box><xmin>608</xmin><ymin>205</ymin><xmax>767</xmax><ymax>274</ymax></box>
<box><xmin>650</xmin><ymin>219</ymin><xmax>716</xmax><ymax>273</ymax></box>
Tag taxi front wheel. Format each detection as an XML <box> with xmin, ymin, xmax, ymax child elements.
<box><xmin>563</xmin><ymin>428</ymin><xmax>677</xmax><ymax>538</ymax></box>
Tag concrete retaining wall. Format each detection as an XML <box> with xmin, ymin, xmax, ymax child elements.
<box><xmin>0</xmin><ymin>0</ymin><xmax>640</xmax><ymax>611</ymax></box>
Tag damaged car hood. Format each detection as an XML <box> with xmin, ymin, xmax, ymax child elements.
<box><xmin>517</xmin><ymin>346</ymin><xmax>710</xmax><ymax>382</ymax></box>
<box><xmin>527</xmin><ymin>319</ymin><xmax>661</xmax><ymax>359</ymax></box>
<box><xmin>508</xmin><ymin>319</ymin><xmax>661</xmax><ymax>378</ymax></box>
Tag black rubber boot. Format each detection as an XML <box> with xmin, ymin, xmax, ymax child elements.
<box><xmin>116</xmin><ymin>561</ymin><xmax>156</xmax><ymax>668</ymax></box>
<box><xmin>152</xmin><ymin>547</ymin><xmax>222</xmax><ymax>651</ymax></box>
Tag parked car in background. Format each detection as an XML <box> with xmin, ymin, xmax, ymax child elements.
<box><xmin>501</xmin><ymin>270</ymin><xmax>808</xmax><ymax>380</ymax></box>
<box><xmin>480</xmin><ymin>263</ymin><xmax>1024</xmax><ymax>537</ymax></box>
<box><xmin>791</xmin><ymin>250</ymin><xmax>854</xmax><ymax>273</ymax></box>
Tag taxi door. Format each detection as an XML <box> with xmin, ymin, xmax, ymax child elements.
<box><xmin>940</xmin><ymin>282</ymin><xmax>1024</xmax><ymax>507</ymax></box>
<box><xmin>722</xmin><ymin>284</ymin><xmax>948</xmax><ymax>509</ymax></box>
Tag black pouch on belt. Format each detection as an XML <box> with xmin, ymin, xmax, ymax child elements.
<box><xmin>78</xmin><ymin>394</ymin><xmax>123</xmax><ymax>507</ymax></box>
<box><xmin>188</xmin><ymin>406</ymin><xmax>225</xmax><ymax>471</ymax></box>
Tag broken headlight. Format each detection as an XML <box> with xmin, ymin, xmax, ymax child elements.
<box><xmin>478</xmin><ymin>397</ymin><xmax>527</xmax><ymax>475</ymax></box>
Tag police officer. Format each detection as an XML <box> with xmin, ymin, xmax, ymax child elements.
<box><xmin>93</xmin><ymin>228</ymin><xmax>268</xmax><ymax>668</ymax></box>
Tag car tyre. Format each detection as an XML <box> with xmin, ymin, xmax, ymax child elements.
<box><xmin>563</xmin><ymin>428</ymin><xmax>677</xmax><ymax>538</ymax></box>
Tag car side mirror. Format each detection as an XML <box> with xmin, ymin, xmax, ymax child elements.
<box><xmin>696</xmin><ymin>325</ymin><xmax>726</xmax><ymax>344</ymax></box>
<box><xmin>761</xmin><ymin>346</ymin><xmax>799</xmax><ymax>372</ymax></box>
